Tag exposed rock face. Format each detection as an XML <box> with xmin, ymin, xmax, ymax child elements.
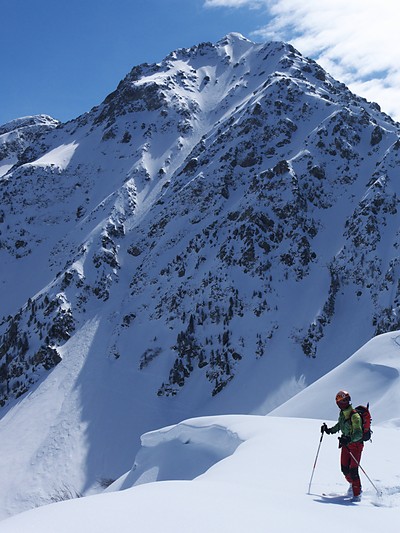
<box><xmin>0</xmin><ymin>33</ymin><xmax>399</xmax><ymax>407</ymax></box>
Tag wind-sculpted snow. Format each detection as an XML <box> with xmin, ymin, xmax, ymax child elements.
<box><xmin>270</xmin><ymin>331</ymin><xmax>400</xmax><ymax>422</ymax></box>
<box><xmin>110</xmin><ymin>417</ymin><xmax>243</xmax><ymax>490</ymax></box>
<box><xmin>1</xmin><ymin>32</ymin><xmax>400</xmax><ymax>517</ymax></box>
<box><xmin>3</xmin><ymin>408</ymin><xmax>400</xmax><ymax>532</ymax></box>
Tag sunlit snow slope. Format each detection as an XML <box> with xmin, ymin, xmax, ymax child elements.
<box><xmin>2</xmin><ymin>331</ymin><xmax>400</xmax><ymax>532</ymax></box>
<box><xmin>1</xmin><ymin>33</ymin><xmax>400</xmax><ymax>520</ymax></box>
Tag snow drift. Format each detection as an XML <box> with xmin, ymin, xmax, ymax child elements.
<box><xmin>2</xmin><ymin>331</ymin><xmax>400</xmax><ymax>532</ymax></box>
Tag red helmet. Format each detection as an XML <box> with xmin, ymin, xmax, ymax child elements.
<box><xmin>335</xmin><ymin>390</ymin><xmax>351</xmax><ymax>409</ymax></box>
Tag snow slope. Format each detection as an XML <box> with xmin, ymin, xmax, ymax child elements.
<box><xmin>271</xmin><ymin>330</ymin><xmax>400</xmax><ymax>423</ymax></box>
<box><xmin>2</xmin><ymin>331</ymin><xmax>400</xmax><ymax>531</ymax></box>
<box><xmin>1</xmin><ymin>32</ymin><xmax>400</xmax><ymax>521</ymax></box>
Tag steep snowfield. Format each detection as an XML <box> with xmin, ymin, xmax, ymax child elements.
<box><xmin>271</xmin><ymin>331</ymin><xmax>400</xmax><ymax>422</ymax></box>
<box><xmin>2</xmin><ymin>331</ymin><xmax>400</xmax><ymax>531</ymax></box>
<box><xmin>1</xmin><ymin>32</ymin><xmax>400</xmax><ymax>521</ymax></box>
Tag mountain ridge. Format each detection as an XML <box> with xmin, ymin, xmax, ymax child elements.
<box><xmin>2</xmin><ymin>329</ymin><xmax>400</xmax><ymax>529</ymax></box>
<box><xmin>0</xmin><ymin>32</ymin><xmax>399</xmax><ymax>515</ymax></box>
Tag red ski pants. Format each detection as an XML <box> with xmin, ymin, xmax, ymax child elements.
<box><xmin>340</xmin><ymin>441</ymin><xmax>364</xmax><ymax>497</ymax></box>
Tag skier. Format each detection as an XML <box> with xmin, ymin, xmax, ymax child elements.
<box><xmin>321</xmin><ymin>390</ymin><xmax>364</xmax><ymax>501</ymax></box>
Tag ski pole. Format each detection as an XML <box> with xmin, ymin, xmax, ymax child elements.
<box><xmin>346</xmin><ymin>446</ymin><xmax>382</xmax><ymax>496</ymax></box>
<box><xmin>308</xmin><ymin>428</ymin><xmax>324</xmax><ymax>494</ymax></box>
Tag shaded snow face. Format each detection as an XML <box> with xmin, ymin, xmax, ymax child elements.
<box><xmin>1</xmin><ymin>33</ymin><xmax>400</xmax><ymax>521</ymax></box>
<box><xmin>109</xmin><ymin>418</ymin><xmax>243</xmax><ymax>490</ymax></box>
<box><xmin>2</xmin><ymin>34</ymin><xmax>400</xmax><ymax>409</ymax></box>
<box><xmin>3</xmin><ymin>411</ymin><xmax>400</xmax><ymax>533</ymax></box>
<box><xmin>271</xmin><ymin>331</ymin><xmax>400</xmax><ymax>424</ymax></box>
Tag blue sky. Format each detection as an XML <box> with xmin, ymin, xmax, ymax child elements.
<box><xmin>1</xmin><ymin>0</ymin><xmax>399</xmax><ymax>125</ymax></box>
<box><xmin>0</xmin><ymin>0</ymin><xmax>264</xmax><ymax>124</ymax></box>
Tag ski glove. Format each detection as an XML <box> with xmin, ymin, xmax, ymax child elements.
<box><xmin>338</xmin><ymin>435</ymin><xmax>350</xmax><ymax>448</ymax></box>
<box><xmin>321</xmin><ymin>423</ymin><xmax>331</xmax><ymax>434</ymax></box>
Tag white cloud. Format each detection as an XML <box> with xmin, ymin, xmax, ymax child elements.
<box><xmin>204</xmin><ymin>0</ymin><xmax>400</xmax><ymax>121</ymax></box>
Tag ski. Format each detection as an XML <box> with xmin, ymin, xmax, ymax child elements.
<box><xmin>321</xmin><ymin>493</ymin><xmax>361</xmax><ymax>503</ymax></box>
<box><xmin>322</xmin><ymin>492</ymin><xmax>349</xmax><ymax>498</ymax></box>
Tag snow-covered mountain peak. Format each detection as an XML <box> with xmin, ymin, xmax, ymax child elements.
<box><xmin>215</xmin><ymin>31</ymin><xmax>256</xmax><ymax>59</ymax></box>
<box><xmin>0</xmin><ymin>114</ymin><xmax>60</xmax><ymax>178</ymax></box>
<box><xmin>1</xmin><ymin>34</ymin><xmax>400</xmax><ymax>520</ymax></box>
<box><xmin>0</xmin><ymin>114</ymin><xmax>59</xmax><ymax>136</ymax></box>
<box><xmin>2</xmin><ymin>34</ymin><xmax>399</xmax><ymax>407</ymax></box>
<box><xmin>218</xmin><ymin>31</ymin><xmax>253</xmax><ymax>44</ymax></box>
